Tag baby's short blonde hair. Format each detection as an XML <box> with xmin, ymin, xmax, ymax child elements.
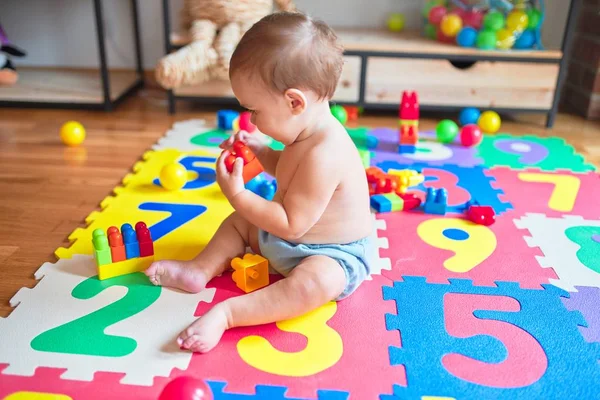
<box><xmin>230</xmin><ymin>12</ymin><xmax>344</xmax><ymax>100</ymax></box>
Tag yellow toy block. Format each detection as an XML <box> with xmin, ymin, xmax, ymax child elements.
<box><xmin>398</xmin><ymin>119</ymin><xmax>418</xmax><ymax>127</ymax></box>
<box><xmin>97</xmin><ymin>256</ymin><xmax>154</xmax><ymax>280</ymax></box>
<box><xmin>388</xmin><ymin>168</ymin><xmax>424</xmax><ymax>193</ymax></box>
<box><xmin>231</xmin><ymin>254</ymin><xmax>269</xmax><ymax>293</ymax></box>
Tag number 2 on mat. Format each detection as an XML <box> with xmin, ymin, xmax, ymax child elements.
<box><xmin>31</xmin><ymin>273</ymin><xmax>160</xmax><ymax>357</ymax></box>
<box><xmin>237</xmin><ymin>302</ymin><xmax>343</xmax><ymax>376</ymax></box>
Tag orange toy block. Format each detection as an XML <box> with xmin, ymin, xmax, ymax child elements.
<box><xmin>400</xmin><ymin>125</ymin><xmax>418</xmax><ymax>145</ymax></box>
<box><xmin>230</xmin><ymin>253</ymin><xmax>269</xmax><ymax>293</ymax></box>
<box><xmin>224</xmin><ymin>140</ymin><xmax>264</xmax><ymax>184</ymax></box>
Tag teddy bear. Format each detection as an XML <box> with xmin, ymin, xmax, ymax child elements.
<box><xmin>155</xmin><ymin>0</ymin><xmax>295</xmax><ymax>89</ymax></box>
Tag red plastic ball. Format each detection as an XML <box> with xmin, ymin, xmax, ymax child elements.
<box><xmin>238</xmin><ymin>111</ymin><xmax>256</xmax><ymax>133</ymax></box>
<box><xmin>436</xmin><ymin>27</ymin><xmax>455</xmax><ymax>44</ymax></box>
<box><xmin>460</xmin><ymin>124</ymin><xmax>483</xmax><ymax>147</ymax></box>
<box><xmin>158</xmin><ymin>376</ymin><xmax>213</xmax><ymax>400</ymax></box>
<box><xmin>462</xmin><ymin>10</ymin><xmax>484</xmax><ymax>30</ymax></box>
<box><xmin>428</xmin><ymin>6</ymin><xmax>448</xmax><ymax>25</ymax></box>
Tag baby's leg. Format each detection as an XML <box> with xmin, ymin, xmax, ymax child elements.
<box><xmin>178</xmin><ymin>255</ymin><xmax>346</xmax><ymax>353</ymax></box>
<box><xmin>145</xmin><ymin>212</ymin><xmax>258</xmax><ymax>293</ymax></box>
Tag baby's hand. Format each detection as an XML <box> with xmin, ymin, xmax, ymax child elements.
<box><xmin>220</xmin><ymin>130</ymin><xmax>266</xmax><ymax>157</ymax></box>
<box><xmin>216</xmin><ymin>149</ymin><xmax>246</xmax><ymax>202</ymax></box>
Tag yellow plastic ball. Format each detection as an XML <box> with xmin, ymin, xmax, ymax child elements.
<box><xmin>387</xmin><ymin>13</ymin><xmax>405</xmax><ymax>32</ymax></box>
<box><xmin>60</xmin><ymin>121</ymin><xmax>86</xmax><ymax>146</ymax></box>
<box><xmin>440</xmin><ymin>14</ymin><xmax>463</xmax><ymax>37</ymax></box>
<box><xmin>478</xmin><ymin>111</ymin><xmax>502</xmax><ymax>134</ymax></box>
<box><xmin>159</xmin><ymin>162</ymin><xmax>187</xmax><ymax>191</ymax></box>
<box><xmin>496</xmin><ymin>28</ymin><xmax>516</xmax><ymax>50</ymax></box>
<box><xmin>506</xmin><ymin>10</ymin><xmax>529</xmax><ymax>32</ymax></box>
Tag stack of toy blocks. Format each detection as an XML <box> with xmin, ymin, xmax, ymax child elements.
<box><xmin>224</xmin><ymin>140</ymin><xmax>264</xmax><ymax>184</ymax></box>
<box><xmin>399</xmin><ymin>91</ymin><xmax>419</xmax><ymax>154</ymax></box>
<box><xmin>230</xmin><ymin>254</ymin><xmax>269</xmax><ymax>293</ymax></box>
<box><xmin>387</xmin><ymin>168</ymin><xmax>425</xmax><ymax>194</ymax></box>
<box><xmin>92</xmin><ymin>221</ymin><xmax>154</xmax><ymax>280</ymax></box>
<box><xmin>367</xmin><ymin>166</ymin><xmax>422</xmax><ymax>213</ymax></box>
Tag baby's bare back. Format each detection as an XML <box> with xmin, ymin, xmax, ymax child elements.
<box><xmin>273</xmin><ymin>124</ymin><xmax>373</xmax><ymax>244</ymax></box>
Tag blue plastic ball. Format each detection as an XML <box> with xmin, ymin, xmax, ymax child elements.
<box><xmin>456</xmin><ymin>27</ymin><xmax>478</xmax><ymax>48</ymax></box>
<box><xmin>514</xmin><ymin>29</ymin><xmax>536</xmax><ymax>49</ymax></box>
<box><xmin>459</xmin><ymin>107</ymin><xmax>481</xmax><ymax>126</ymax></box>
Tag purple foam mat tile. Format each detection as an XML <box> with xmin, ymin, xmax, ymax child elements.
<box><xmin>562</xmin><ymin>286</ymin><xmax>600</xmax><ymax>343</ymax></box>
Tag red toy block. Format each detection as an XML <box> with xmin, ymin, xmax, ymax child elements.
<box><xmin>399</xmin><ymin>91</ymin><xmax>419</xmax><ymax>121</ymax></box>
<box><xmin>344</xmin><ymin>106</ymin><xmax>359</xmax><ymax>122</ymax></box>
<box><xmin>136</xmin><ymin>221</ymin><xmax>154</xmax><ymax>257</ymax></box>
<box><xmin>398</xmin><ymin>192</ymin><xmax>422</xmax><ymax>210</ymax></box>
<box><xmin>400</xmin><ymin>125</ymin><xmax>418</xmax><ymax>145</ymax></box>
<box><xmin>108</xmin><ymin>232</ymin><xmax>126</xmax><ymax>263</ymax></box>
<box><xmin>467</xmin><ymin>205</ymin><xmax>496</xmax><ymax>226</ymax></box>
<box><xmin>224</xmin><ymin>140</ymin><xmax>264</xmax><ymax>184</ymax></box>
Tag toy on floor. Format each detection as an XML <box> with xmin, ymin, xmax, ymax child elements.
<box><xmin>159</xmin><ymin>162</ymin><xmax>187</xmax><ymax>190</ymax></box>
<box><xmin>60</xmin><ymin>121</ymin><xmax>86</xmax><ymax>146</ymax></box>
<box><xmin>467</xmin><ymin>204</ymin><xmax>496</xmax><ymax>225</ymax></box>
<box><xmin>436</xmin><ymin>119</ymin><xmax>459</xmax><ymax>144</ymax></box>
<box><xmin>371</xmin><ymin>193</ymin><xmax>404</xmax><ymax>213</ymax></box>
<box><xmin>478</xmin><ymin>110</ymin><xmax>502</xmax><ymax>134</ymax></box>
<box><xmin>158</xmin><ymin>376</ymin><xmax>213</xmax><ymax>400</ymax></box>
<box><xmin>92</xmin><ymin>221</ymin><xmax>154</xmax><ymax>280</ymax></box>
<box><xmin>223</xmin><ymin>140</ymin><xmax>264</xmax><ymax>183</ymax></box>
<box><xmin>330</xmin><ymin>105</ymin><xmax>348</xmax><ymax>125</ymax></box>
<box><xmin>399</xmin><ymin>91</ymin><xmax>419</xmax><ymax>154</ymax></box>
<box><xmin>459</xmin><ymin>107</ymin><xmax>481</xmax><ymax>126</ymax></box>
<box><xmin>366</xmin><ymin>166</ymin><xmax>398</xmax><ymax>195</ymax></box>
<box><xmin>231</xmin><ymin>253</ymin><xmax>269</xmax><ymax>293</ymax></box>
<box><xmin>387</xmin><ymin>13</ymin><xmax>405</xmax><ymax>32</ymax></box>
<box><xmin>423</xmin><ymin>187</ymin><xmax>448</xmax><ymax>215</ymax></box>
<box><xmin>344</xmin><ymin>106</ymin><xmax>360</xmax><ymax>122</ymax></box>
<box><xmin>217</xmin><ymin>110</ymin><xmax>239</xmax><ymax>131</ymax></box>
<box><xmin>387</xmin><ymin>168</ymin><xmax>425</xmax><ymax>194</ymax></box>
<box><xmin>460</xmin><ymin>124</ymin><xmax>483</xmax><ymax>147</ymax></box>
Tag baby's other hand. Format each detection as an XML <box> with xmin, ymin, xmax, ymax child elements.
<box><xmin>216</xmin><ymin>149</ymin><xmax>246</xmax><ymax>201</ymax></box>
<box><xmin>220</xmin><ymin>130</ymin><xmax>266</xmax><ymax>157</ymax></box>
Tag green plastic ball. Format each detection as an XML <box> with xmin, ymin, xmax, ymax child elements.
<box><xmin>483</xmin><ymin>11</ymin><xmax>505</xmax><ymax>31</ymax></box>
<box><xmin>387</xmin><ymin>13</ymin><xmax>405</xmax><ymax>32</ymax></box>
<box><xmin>330</xmin><ymin>105</ymin><xmax>348</xmax><ymax>125</ymax></box>
<box><xmin>424</xmin><ymin>23</ymin><xmax>438</xmax><ymax>40</ymax></box>
<box><xmin>476</xmin><ymin>30</ymin><xmax>497</xmax><ymax>50</ymax></box>
<box><xmin>526</xmin><ymin>8</ymin><xmax>542</xmax><ymax>29</ymax></box>
<box><xmin>436</xmin><ymin>119</ymin><xmax>459</xmax><ymax>143</ymax></box>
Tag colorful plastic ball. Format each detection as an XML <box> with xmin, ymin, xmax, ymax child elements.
<box><xmin>238</xmin><ymin>111</ymin><xmax>256</xmax><ymax>133</ymax></box>
<box><xmin>387</xmin><ymin>13</ymin><xmax>405</xmax><ymax>32</ymax></box>
<box><xmin>460</xmin><ymin>124</ymin><xmax>483</xmax><ymax>147</ymax></box>
<box><xmin>526</xmin><ymin>9</ymin><xmax>542</xmax><ymax>29</ymax></box>
<box><xmin>462</xmin><ymin>10</ymin><xmax>484</xmax><ymax>29</ymax></box>
<box><xmin>456</xmin><ymin>27</ymin><xmax>478</xmax><ymax>47</ymax></box>
<box><xmin>424</xmin><ymin>23</ymin><xmax>438</xmax><ymax>40</ymax></box>
<box><xmin>60</xmin><ymin>121</ymin><xmax>86</xmax><ymax>146</ymax></box>
<box><xmin>483</xmin><ymin>11</ymin><xmax>505</xmax><ymax>31</ymax></box>
<box><xmin>506</xmin><ymin>10</ymin><xmax>529</xmax><ymax>32</ymax></box>
<box><xmin>158</xmin><ymin>376</ymin><xmax>213</xmax><ymax>400</ymax></box>
<box><xmin>459</xmin><ymin>107</ymin><xmax>481</xmax><ymax>126</ymax></box>
<box><xmin>496</xmin><ymin>28</ymin><xmax>516</xmax><ymax>50</ymax></box>
<box><xmin>514</xmin><ymin>29</ymin><xmax>536</xmax><ymax>49</ymax></box>
<box><xmin>330</xmin><ymin>105</ymin><xmax>348</xmax><ymax>125</ymax></box>
<box><xmin>436</xmin><ymin>119</ymin><xmax>460</xmax><ymax>144</ymax></box>
<box><xmin>160</xmin><ymin>162</ymin><xmax>187</xmax><ymax>191</ymax></box>
<box><xmin>422</xmin><ymin>0</ymin><xmax>446</xmax><ymax>18</ymax></box>
<box><xmin>478</xmin><ymin>111</ymin><xmax>502</xmax><ymax>134</ymax></box>
<box><xmin>440</xmin><ymin>14</ymin><xmax>463</xmax><ymax>37</ymax></box>
<box><xmin>476</xmin><ymin>30</ymin><xmax>497</xmax><ymax>50</ymax></box>
<box><xmin>428</xmin><ymin>6</ymin><xmax>447</xmax><ymax>25</ymax></box>
<box><xmin>436</xmin><ymin>27</ymin><xmax>455</xmax><ymax>44</ymax></box>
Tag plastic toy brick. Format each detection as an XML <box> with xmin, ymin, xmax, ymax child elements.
<box><xmin>399</xmin><ymin>91</ymin><xmax>419</xmax><ymax>121</ymax></box>
<box><xmin>371</xmin><ymin>193</ymin><xmax>404</xmax><ymax>213</ymax></box>
<box><xmin>467</xmin><ymin>204</ymin><xmax>496</xmax><ymax>226</ymax></box>
<box><xmin>399</xmin><ymin>125</ymin><xmax>418</xmax><ymax>145</ymax></box>
<box><xmin>92</xmin><ymin>221</ymin><xmax>155</xmax><ymax>280</ymax></box>
<box><xmin>231</xmin><ymin>253</ymin><xmax>269</xmax><ymax>293</ymax></box>
<box><xmin>217</xmin><ymin>109</ymin><xmax>239</xmax><ymax>130</ymax></box>
<box><xmin>424</xmin><ymin>187</ymin><xmax>448</xmax><ymax>215</ymax></box>
<box><xmin>399</xmin><ymin>144</ymin><xmax>416</xmax><ymax>154</ymax></box>
<box><xmin>398</xmin><ymin>192</ymin><xmax>422</xmax><ymax>210</ymax></box>
<box><xmin>224</xmin><ymin>141</ymin><xmax>264</xmax><ymax>184</ymax></box>
<box><xmin>388</xmin><ymin>169</ymin><xmax>424</xmax><ymax>193</ymax></box>
<box><xmin>344</xmin><ymin>105</ymin><xmax>360</xmax><ymax>122</ymax></box>
<box><xmin>366</xmin><ymin>167</ymin><xmax>401</xmax><ymax>195</ymax></box>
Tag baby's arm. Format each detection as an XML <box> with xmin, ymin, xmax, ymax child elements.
<box><xmin>231</xmin><ymin>152</ymin><xmax>338</xmax><ymax>240</ymax></box>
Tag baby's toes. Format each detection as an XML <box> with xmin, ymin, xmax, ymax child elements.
<box><xmin>182</xmin><ymin>334</ymin><xmax>201</xmax><ymax>350</ymax></box>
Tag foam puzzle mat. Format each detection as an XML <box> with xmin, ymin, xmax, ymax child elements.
<box><xmin>1</xmin><ymin>120</ymin><xmax>599</xmax><ymax>399</ymax></box>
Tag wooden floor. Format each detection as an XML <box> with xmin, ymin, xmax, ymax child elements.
<box><xmin>0</xmin><ymin>88</ymin><xmax>599</xmax><ymax>318</ymax></box>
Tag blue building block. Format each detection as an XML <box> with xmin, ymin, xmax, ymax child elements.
<box><xmin>245</xmin><ymin>174</ymin><xmax>266</xmax><ymax>193</ymax></box>
<box><xmin>398</xmin><ymin>144</ymin><xmax>416</xmax><ymax>154</ymax></box>
<box><xmin>217</xmin><ymin>110</ymin><xmax>240</xmax><ymax>130</ymax></box>
<box><xmin>121</xmin><ymin>223</ymin><xmax>140</xmax><ymax>259</ymax></box>
<box><xmin>366</xmin><ymin>135</ymin><xmax>379</xmax><ymax>149</ymax></box>
<box><xmin>258</xmin><ymin>181</ymin><xmax>277</xmax><ymax>201</ymax></box>
<box><xmin>423</xmin><ymin>187</ymin><xmax>448</xmax><ymax>215</ymax></box>
<box><xmin>381</xmin><ymin>277</ymin><xmax>600</xmax><ymax>399</ymax></box>
<box><xmin>371</xmin><ymin>194</ymin><xmax>392</xmax><ymax>213</ymax></box>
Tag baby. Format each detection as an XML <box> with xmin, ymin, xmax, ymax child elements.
<box><xmin>145</xmin><ymin>11</ymin><xmax>374</xmax><ymax>353</ymax></box>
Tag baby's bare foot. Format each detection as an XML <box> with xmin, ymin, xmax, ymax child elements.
<box><xmin>178</xmin><ymin>304</ymin><xmax>229</xmax><ymax>353</ymax></box>
<box><xmin>144</xmin><ymin>260</ymin><xmax>209</xmax><ymax>293</ymax></box>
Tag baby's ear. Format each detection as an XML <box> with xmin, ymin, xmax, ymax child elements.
<box><xmin>284</xmin><ymin>89</ymin><xmax>307</xmax><ymax>115</ymax></box>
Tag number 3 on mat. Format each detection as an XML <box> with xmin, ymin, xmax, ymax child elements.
<box><xmin>237</xmin><ymin>302</ymin><xmax>343</xmax><ymax>376</ymax></box>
